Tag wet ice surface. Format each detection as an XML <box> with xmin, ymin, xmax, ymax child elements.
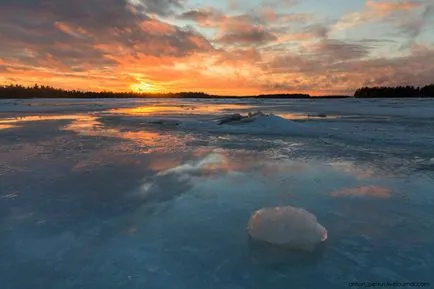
<box><xmin>1</xmin><ymin>98</ymin><xmax>434</xmax><ymax>289</ymax></box>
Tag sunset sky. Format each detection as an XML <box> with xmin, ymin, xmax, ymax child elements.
<box><xmin>0</xmin><ymin>0</ymin><xmax>433</xmax><ymax>95</ymax></box>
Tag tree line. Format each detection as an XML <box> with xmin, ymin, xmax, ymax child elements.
<box><xmin>354</xmin><ymin>84</ymin><xmax>434</xmax><ymax>98</ymax></box>
<box><xmin>0</xmin><ymin>84</ymin><xmax>318</xmax><ymax>99</ymax></box>
<box><xmin>1</xmin><ymin>83</ymin><xmax>434</xmax><ymax>99</ymax></box>
<box><xmin>0</xmin><ymin>84</ymin><xmax>215</xmax><ymax>99</ymax></box>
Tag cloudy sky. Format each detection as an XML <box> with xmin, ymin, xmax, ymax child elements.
<box><xmin>0</xmin><ymin>0</ymin><xmax>433</xmax><ymax>95</ymax></box>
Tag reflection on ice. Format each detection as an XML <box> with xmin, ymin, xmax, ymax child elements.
<box><xmin>0</xmin><ymin>124</ymin><xmax>17</xmax><ymax>130</ymax></box>
<box><xmin>109</xmin><ymin>105</ymin><xmax>190</xmax><ymax>116</ymax></box>
<box><xmin>157</xmin><ymin>153</ymin><xmax>230</xmax><ymax>176</ymax></box>
<box><xmin>331</xmin><ymin>185</ymin><xmax>392</xmax><ymax>198</ymax></box>
<box><xmin>0</xmin><ymin>192</ymin><xmax>18</xmax><ymax>199</ymax></box>
<box><xmin>329</xmin><ymin>161</ymin><xmax>377</xmax><ymax>180</ymax></box>
<box><xmin>63</xmin><ymin>115</ymin><xmax>189</xmax><ymax>153</ymax></box>
<box><xmin>108</xmin><ymin>103</ymin><xmax>253</xmax><ymax>116</ymax></box>
<box><xmin>139</xmin><ymin>153</ymin><xmax>240</xmax><ymax>203</ymax></box>
<box><xmin>0</xmin><ymin>114</ymin><xmax>87</xmax><ymax>124</ymax></box>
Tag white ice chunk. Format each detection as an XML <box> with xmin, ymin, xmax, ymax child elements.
<box><xmin>247</xmin><ymin>206</ymin><xmax>327</xmax><ymax>251</ymax></box>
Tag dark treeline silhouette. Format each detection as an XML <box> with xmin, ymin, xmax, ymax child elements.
<box><xmin>0</xmin><ymin>84</ymin><xmax>217</xmax><ymax>99</ymax></box>
<box><xmin>0</xmin><ymin>84</ymin><xmax>317</xmax><ymax>99</ymax></box>
<box><xmin>1</xmin><ymin>83</ymin><xmax>434</xmax><ymax>99</ymax></box>
<box><xmin>0</xmin><ymin>84</ymin><xmax>353</xmax><ymax>99</ymax></box>
<box><xmin>0</xmin><ymin>84</ymin><xmax>320</xmax><ymax>99</ymax></box>
<box><xmin>354</xmin><ymin>84</ymin><xmax>434</xmax><ymax>98</ymax></box>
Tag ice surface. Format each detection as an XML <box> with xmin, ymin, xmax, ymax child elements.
<box><xmin>1</xmin><ymin>98</ymin><xmax>434</xmax><ymax>289</ymax></box>
<box><xmin>191</xmin><ymin>113</ymin><xmax>312</xmax><ymax>136</ymax></box>
<box><xmin>247</xmin><ymin>206</ymin><xmax>327</xmax><ymax>251</ymax></box>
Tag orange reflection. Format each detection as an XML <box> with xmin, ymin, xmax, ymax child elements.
<box><xmin>330</xmin><ymin>162</ymin><xmax>376</xmax><ymax>180</ymax></box>
<box><xmin>153</xmin><ymin>151</ymin><xmax>295</xmax><ymax>177</ymax></box>
<box><xmin>331</xmin><ymin>185</ymin><xmax>392</xmax><ymax>198</ymax></box>
<box><xmin>108</xmin><ymin>103</ymin><xmax>252</xmax><ymax>116</ymax></box>
<box><xmin>259</xmin><ymin>161</ymin><xmax>311</xmax><ymax>178</ymax></box>
<box><xmin>63</xmin><ymin>115</ymin><xmax>188</xmax><ymax>153</ymax></box>
<box><xmin>0</xmin><ymin>124</ymin><xmax>17</xmax><ymax>130</ymax></box>
<box><xmin>191</xmin><ymin>148</ymin><xmax>215</xmax><ymax>158</ymax></box>
<box><xmin>110</xmin><ymin>105</ymin><xmax>186</xmax><ymax>116</ymax></box>
<box><xmin>147</xmin><ymin>157</ymin><xmax>183</xmax><ymax>172</ymax></box>
<box><xmin>158</xmin><ymin>153</ymin><xmax>232</xmax><ymax>176</ymax></box>
<box><xmin>0</xmin><ymin>114</ymin><xmax>85</xmax><ymax>124</ymax></box>
<box><xmin>63</xmin><ymin>115</ymin><xmax>117</xmax><ymax>137</ymax></box>
<box><xmin>158</xmin><ymin>151</ymin><xmax>315</xmax><ymax>178</ymax></box>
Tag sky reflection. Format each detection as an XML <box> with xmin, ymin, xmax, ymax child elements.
<box><xmin>0</xmin><ymin>124</ymin><xmax>17</xmax><ymax>130</ymax></box>
<box><xmin>277</xmin><ymin>113</ymin><xmax>337</xmax><ymax>120</ymax></box>
<box><xmin>108</xmin><ymin>103</ymin><xmax>253</xmax><ymax>116</ymax></box>
<box><xmin>331</xmin><ymin>185</ymin><xmax>392</xmax><ymax>198</ymax></box>
<box><xmin>0</xmin><ymin>114</ymin><xmax>87</xmax><ymax>124</ymax></box>
<box><xmin>63</xmin><ymin>114</ymin><xmax>190</xmax><ymax>153</ymax></box>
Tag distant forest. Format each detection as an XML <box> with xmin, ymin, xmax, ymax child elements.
<box><xmin>0</xmin><ymin>84</ymin><xmax>433</xmax><ymax>99</ymax></box>
<box><xmin>0</xmin><ymin>84</ymin><xmax>216</xmax><ymax>99</ymax></box>
<box><xmin>0</xmin><ymin>84</ymin><xmax>314</xmax><ymax>99</ymax></box>
<box><xmin>354</xmin><ymin>84</ymin><xmax>434</xmax><ymax>98</ymax></box>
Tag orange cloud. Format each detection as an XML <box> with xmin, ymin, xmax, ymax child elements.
<box><xmin>140</xmin><ymin>19</ymin><xmax>176</xmax><ymax>34</ymax></box>
<box><xmin>366</xmin><ymin>0</ymin><xmax>421</xmax><ymax>13</ymax></box>
<box><xmin>334</xmin><ymin>0</ymin><xmax>423</xmax><ymax>31</ymax></box>
<box><xmin>54</xmin><ymin>22</ymin><xmax>92</xmax><ymax>39</ymax></box>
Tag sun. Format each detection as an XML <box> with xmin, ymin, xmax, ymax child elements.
<box><xmin>130</xmin><ymin>81</ymin><xmax>161</xmax><ymax>93</ymax></box>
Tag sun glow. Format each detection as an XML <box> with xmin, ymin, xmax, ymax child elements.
<box><xmin>130</xmin><ymin>81</ymin><xmax>164</xmax><ymax>93</ymax></box>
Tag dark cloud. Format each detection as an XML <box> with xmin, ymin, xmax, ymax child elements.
<box><xmin>358</xmin><ymin>38</ymin><xmax>397</xmax><ymax>44</ymax></box>
<box><xmin>179</xmin><ymin>9</ymin><xmax>214</xmax><ymax>21</ymax></box>
<box><xmin>127</xmin><ymin>0</ymin><xmax>184</xmax><ymax>16</ymax></box>
<box><xmin>265</xmin><ymin>54</ymin><xmax>321</xmax><ymax>74</ymax></box>
<box><xmin>260</xmin><ymin>0</ymin><xmax>298</xmax><ymax>8</ymax></box>
<box><xmin>265</xmin><ymin>39</ymin><xmax>371</xmax><ymax>73</ymax></box>
<box><xmin>385</xmin><ymin>1</ymin><xmax>434</xmax><ymax>41</ymax></box>
<box><xmin>261</xmin><ymin>81</ymin><xmax>315</xmax><ymax>93</ymax></box>
<box><xmin>178</xmin><ymin>8</ymin><xmax>223</xmax><ymax>22</ymax></box>
<box><xmin>216</xmin><ymin>27</ymin><xmax>277</xmax><ymax>45</ymax></box>
<box><xmin>422</xmin><ymin>2</ymin><xmax>434</xmax><ymax>18</ymax></box>
<box><xmin>336</xmin><ymin>46</ymin><xmax>434</xmax><ymax>86</ymax></box>
<box><xmin>397</xmin><ymin>19</ymin><xmax>425</xmax><ymax>39</ymax></box>
<box><xmin>0</xmin><ymin>0</ymin><xmax>213</xmax><ymax>71</ymax></box>
<box><xmin>263</xmin><ymin>44</ymin><xmax>434</xmax><ymax>94</ymax></box>
<box><xmin>311</xmin><ymin>39</ymin><xmax>371</xmax><ymax>61</ymax></box>
<box><xmin>0</xmin><ymin>0</ymin><xmax>140</xmax><ymax>30</ymax></box>
<box><xmin>303</xmin><ymin>23</ymin><xmax>330</xmax><ymax>39</ymax></box>
<box><xmin>215</xmin><ymin>47</ymin><xmax>262</xmax><ymax>65</ymax></box>
<box><xmin>207</xmin><ymin>12</ymin><xmax>277</xmax><ymax>46</ymax></box>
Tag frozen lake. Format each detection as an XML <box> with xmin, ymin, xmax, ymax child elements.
<box><xmin>1</xmin><ymin>98</ymin><xmax>433</xmax><ymax>289</ymax></box>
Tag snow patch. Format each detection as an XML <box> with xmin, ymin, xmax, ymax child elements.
<box><xmin>179</xmin><ymin>112</ymin><xmax>315</xmax><ymax>136</ymax></box>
